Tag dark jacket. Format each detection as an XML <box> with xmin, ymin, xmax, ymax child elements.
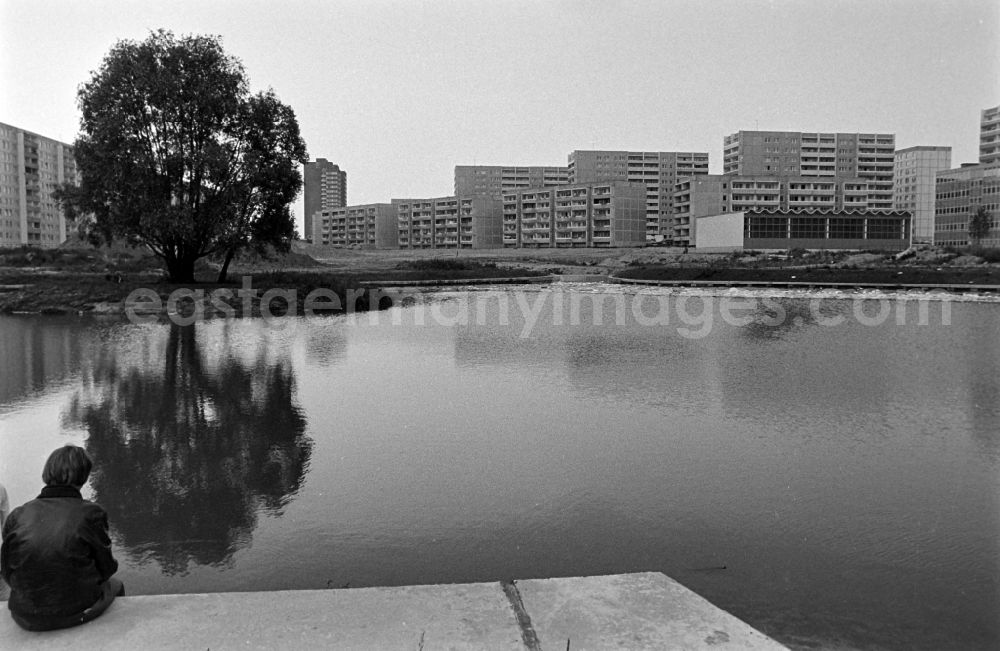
<box><xmin>1</xmin><ymin>485</ymin><xmax>118</xmax><ymax>619</ymax></box>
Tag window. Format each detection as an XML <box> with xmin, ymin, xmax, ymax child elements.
<box><xmin>867</xmin><ymin>218</ymin><xmax>903</xmax><ymax>239</ymax></box>
<box><xmin>789</xmin><ymin>217</ymin><xmax>826</xmax><ymax>239</ymax></box>
<box><xmin>829</xmin><ymin>219</ymin><xmax>864</xmax><ymax>239</ymax></box>
<box><xmin>747</xmin><ymin>216</ymin><xmax>788</xmax><ymax>239</ymax></box>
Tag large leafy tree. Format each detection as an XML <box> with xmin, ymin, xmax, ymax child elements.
<box><xmin>967</xmin><ymin>205</ymin><xmax>992</xmax><ymax>248</ymax></box>
<box><xmin>57</xmin><ymin>30</ymin><xmax>307</xmax><ymax>283</ymax></box>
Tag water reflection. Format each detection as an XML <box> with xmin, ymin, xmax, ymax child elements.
<box><xmin>3</xmin><ymin>290</ymin><xmax>997</xmax><ymax>650</ymax></box>
<box><xmin>64</xmin><ymin>324</ymin><xmax>311</xmax><ymax>575</ymax></box>
<box><xmin>304</xmin><ymin>319</ymin><xmax>347</xmax><ymax>368</ymax></box>
<box><xmin>0</xmin><ymin>316</ymin><xmax>88</xmax><ymax>406</ymax></box>
<box><xmin>737</xmin><ymin>297</ymin><xmax>835</xmax><ymax>341</ymax></box>
<box><xmin>966</xmin><ymin>315</ymin><xmax>1000</xmax><ymax>458</ymax></box>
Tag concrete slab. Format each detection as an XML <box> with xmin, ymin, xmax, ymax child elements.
<box><xmin>515</xmin><ymin>573</ymin><xmax>788</xmax><ymax>650</ymax></box>
<box><xmin>554</xmin><ymin>274</ymin><xmax>610</xmax><ymax>282</ymax></box>
<box><xmin>0</xmin><ymin>583</ymin><xmax>523</xmax><ymax>650</ymax></box>
<box><xmin>0</xmin><ymin>573</ymin><xmax>787</xmax><ymax>650</ymax></box>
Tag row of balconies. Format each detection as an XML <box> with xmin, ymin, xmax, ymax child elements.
<box><xmin>788</xmin><ymin>185</ymin><xmax>835</xmax><ymax>191</ymax></box>
<box><xmin>730</xmin><ymin>191</ymin><xmax>780</xmax><ymax>198</ymax></box>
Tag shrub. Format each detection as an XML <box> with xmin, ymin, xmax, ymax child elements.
<box><xmin>970</xmin><ymin>247</ymin><xmax>1000</xmax><ymax>263</ymax></box>
<box><xmin>403</xmin><ymin>258</ymin><xmax>497</xmax><ymax>271</ymax></box>
<box><xmin>0</xmin><ymin>245</ymin><xmax>53</xmax><ymax>266</ymax></box>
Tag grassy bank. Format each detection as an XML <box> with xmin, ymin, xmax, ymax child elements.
<box><xmin>4</xmin><ymin>243</ymin><xmax>1000</xmax><ymax>316</ymax></box>
<box><xmin>0</xmin><ymin>251</ymin><xmax>547</xmax><ymax>317</ymax></box>
<box><xmin>614</xmin><ymin>265</ymin><xmax>1000</xmax><ymax>286</ymax></box>
<box><xmin>615</xmin><ymin>246</ymin><xmax>1000</xmax><ymax>286</ymax></box>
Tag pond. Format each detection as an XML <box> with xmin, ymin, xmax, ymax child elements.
<box><xmin>0</xmin><ymin>285</ymin><xmax>997</xmax><ymax>650</ymax></box>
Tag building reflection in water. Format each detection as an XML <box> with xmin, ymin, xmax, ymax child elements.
<box><xmin>0</xmin><ymin>315</ymin><xmax>88</xmax><ymax>407</ymax></box>
<box><xmin>452</xmin><ymin>291</ymin><xmax>983</xmax><ymax>430</ymax></box>
<box><xmin>64</xmin><ymin>323</ymin><xmax>311</xmax><ymax>575</ymax></box>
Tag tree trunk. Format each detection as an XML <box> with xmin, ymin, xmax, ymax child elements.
<box><xmin>165</xmin><ymin>256</ymin><xmax>197</xmax><ymax>284</ymax></box>
<box><xmin>217</xmin><ymin>247</ymin><xmax>237</xmax><ymax>284</ymax></box>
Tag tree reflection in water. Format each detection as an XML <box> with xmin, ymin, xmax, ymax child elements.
<box><xmin>65</xmin><ymin>324</ymin><xmax>311</xmax><ymax>575</ymax></box>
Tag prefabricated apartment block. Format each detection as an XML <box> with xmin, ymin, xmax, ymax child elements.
<box><xmin>723</xmin><ymin>131</ymin><xmax>895</xmax><ymax>210</ymax></box>
<box><xmin>0</xmin><ymin>122</ymin><xmax>79</xmax><ymax>247</ymax></box>
<box><xmin>315</xmin><ymin>203</ymin><xmax>398</xmax><ymax>248</ymax></box>
<box><xmin>568</xmin><ymin>150</ymin><xmax>709</xmax><ymax>240</ymax></box>
<box><xmin>454</xmin><ymin>166</ymin><xmax>570</xmax><ymax>200</ymax></box>
<box><xmin>501</xmin><ymin>182</ymin><xmax>646</xmax><ymax>248</ymax></box>
<box><xmin>934</xmin><ymin>162</ymin><xmax>1000</xmax><ymax>247</ymax></box>
<box><xmin>394</xmin><ymin>196</ymin><xmax>503</xmax><ymax>249</ymax></box>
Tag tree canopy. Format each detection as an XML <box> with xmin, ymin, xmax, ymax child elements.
<box><xmin>58</xmin><ymin>30</ymin><xmax>308</xmax><ymax>282</ymax></box>
<box><xmin>968</xmin><ymin>205</ymin><xmax>992</xmax><ymax>247</ymax></box>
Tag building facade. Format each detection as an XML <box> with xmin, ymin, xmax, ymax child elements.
<box><xmin>893</xmin><ymin>146</ymin><xmax>951</xmax><ymax>243</ymax></box>
<box><xmin>934</xmin><ymin>162</ymin><xmax>1000</xmax><ymax>247</ymax></box>
<box><xmin>568</xmin><ymin>150</ymin><xmax>709</xmax><ymax>240</ymax></box>
<box><xmin>980</xmin><ymin>105</ymin><xmax>1000</xmax><ymax>165</ymax></box>
<box><xmin>501</xmin><ymin>181</ymin><xmax>646</xmax><ymax>248</ymax></box>
<box><xmin>673</xmin><ymin>174</ymin><xmax>874</xmax><ymax>246</ymax></box>
<box><xmin>722</xmin><ymin>131</ymin><xmax>895</xmax><ymax>210</ymax></box>
<box><xmin>696</xmin><ymin>209</ymin><xmax>911</xmax><ymax>252</ymax></box>
<box><xmin>454</xmin><ymin>166</ymin><xmax>569</xmax><ymax>200</ymax></box>
<box><xmin>303</xmin><ymin>159</ymin><xmax>346</xmax><ymax>243</ymax></box>
<box><xmin>394</xmin><ymin>196</ymin><xmax>503</xmax><ymax>249</ymax></box>
<box><xmin>0</xmin><ymin>122</ymin><xmax>78</xmax><ymax>248</ymax></box>
<box><xmin>315</xmin><ymin>203</ymin><xmax>398</xmax><ymax>249</ymax></box>
<box><xmin>672</xmin><ymin>175</ymin><xmax>726</xmax><ymax>246</ymax></box>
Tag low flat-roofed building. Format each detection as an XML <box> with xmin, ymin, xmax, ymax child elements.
<box><xmin>394</xmin><ymin>196</ymin><xmax>502</xmax><ymax>249</ymax></box>
<box><xmin>502</xmin><ymin>181</ymin><xmax>646</xmax><ymax>248</ymax></box>
<box><xmin>315</xmin><ymin>203</ymin><xmax>397</xmax><ymax>249</ymax></box>
<box><xmin>673</xmin><ymin>174</ymin><xmax>875</xmax><ymax>247</ymax></box>
<box><xmin>695</xmin><ymin>209</ymin><xmax>911</xmax><ymax>253</ymax></box>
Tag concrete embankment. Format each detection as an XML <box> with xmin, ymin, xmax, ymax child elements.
<box><xmin>0</xmin><ymin>572</ymin><xmax>787</xmax><ymax>650</ymax></box>
<box><xmin>613</xmin><ymin>276</ymin><xmax>1000</xmax><ymax>293</ymax></box>
<box><xmin>358</xmin><ymin>275</ymin><xmax>553</xmax><ymax>287</ymax></box>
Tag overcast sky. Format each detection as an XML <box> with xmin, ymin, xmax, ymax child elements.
<box><xmin>2</xmin><ymin>0</ymin><xmax>998</xmax><ymax>235</ymax></box>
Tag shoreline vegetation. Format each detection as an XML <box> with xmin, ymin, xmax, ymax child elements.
<box><xmin>1</xmin><ymin>242</ymin><xmax>999</xmax><ymax>317</ymax></box>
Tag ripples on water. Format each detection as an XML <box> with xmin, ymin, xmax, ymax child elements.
<box><xmin>0</xmin><ymin>285</ymin><xmax>997</xmax><ymax>650</ymax></box>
